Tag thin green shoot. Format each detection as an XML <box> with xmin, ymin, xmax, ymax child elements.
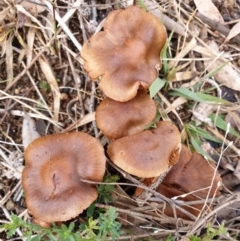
<box><xmin>209</xmin><ymin>114</ymin><xmax>240</xmax><ymax>138</ymax></box>
<box><xmin>149</xmin><ymin>77</ymin><xmax>166</xmax><ymax>98</ymax></box>
<box><xmin>170</xmin><ymin>87</ymin><xmax>229</xmax><ymax>104</ymax></box>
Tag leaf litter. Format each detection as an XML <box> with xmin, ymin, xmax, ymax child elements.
<box><xmin>0</xmin><ymin>0</ymin><xmax>240</xmax><ymax>240</ymax></box>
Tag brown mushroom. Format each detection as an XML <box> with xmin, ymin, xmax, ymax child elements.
<box><xmin>157</xmin><ymin>145</ymin><xmax>222</xmax><ymax>219</ymax></box>
<box><xmin>107</xmin><ymin>121</ymin><xmax>181</xmax><ymax>178</ymax></box>
<box><xmin>157</xmin><ymin>184</ymin><xmax>205</xmax><ymax>219</ymax></box>
<box><xmin>95</xmin><ymin>90</ymin><xmax>156</xmax><ymax>140</ymax></box>
<box><xmin>81</xmin><ymin>6</ymin><xmax>167</xmax><ymax>102</ymax></box>
<box><xmin>22</xmin><ymin>132</ymin><xmax>106</xmax><ymax>223</ymax></box>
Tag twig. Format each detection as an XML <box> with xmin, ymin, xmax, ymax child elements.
<box><xmin>135</xmin><ymin>167</ymin><xmax>172</xmax><ymax>206</ymax></box>
<box><xmin>90</xmin><ymin>82</ymin><xmax>99</xmax><ymax>137</ymax></box>
<box><xmin>0</xmin><ymin>180</ymin><xmax>22</xmax><ymax>207</ymax></box>
<box><xmin>187</xmin><ymin>192</ymin><xmax>240</xmax><ymax>235</ymax></box>
<box><xmin>1</xmin><ymin>25</ymin><xmax>63</xmax><ymax>95</ymax></box>
<box><xmin>95</xmin><ymin>203</ymin><xmax>193</xmax><ymax>225</ymax></box>
<box><xmin>81</xmin><ymin>172</ymin><xmax>197</xmax><ymax>221</ymax></box>
<box><xmin>142</xmin><ymin>0</ymin><xmax>186</xmax><ymax>36</ymax></box>
<box><xmin>182</xmin><ymin>3</ymin><xmax>240</xmax><ymax>45</ymax></box>
<box><xmin>206</xmin><ymin>126</ymin><xmax>240</xmax><ymax>156</ymax></box>
<box><xmin>42</xmin><ymin>0</ymin><xmax>82</xmax><ymax>51</ymax></box>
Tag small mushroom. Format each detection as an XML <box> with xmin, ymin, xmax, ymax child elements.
<box><xmin>96</xmin><ymin>90</ymin><xmax>156</xmax><ymax>140</ymax></box>
<box><xmin>81</xmin><ymin>5</ymin><xmax>167</xmax><ymax>102</ymax></box>
<box><xmin>161</xmin><ymin>145</ymin><xmax>222</xmax><ymax>197</ymax></box>
<box><xmin>22</xmin><ymin>132</ymin><xmax>106</xmax><ymax>223</ymax></box>
<box><xmin>157</xmin><ymin>145</ymin><xmax>222</xmax><ymax>219</ymax></box>
<box><xmin>107</xmin><ymin>121</ymin><xmax>181</xmax><ymax>178</ymax></box>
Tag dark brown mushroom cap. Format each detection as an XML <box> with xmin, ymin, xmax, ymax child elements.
<box><xmin>95</xmin><ymin>90</ymin><xmax>156</xmax><ymax>140</ymax></box>
<box><xmin>162</xmin><ymin>145</ymin><xmax>222</xmax><ymax>198</ymax></box>
<box><xmin>157</xmin><ymin>184</ymin><xmax>207</xmax><ymax>219</ymax></box>
<box><xmin>22</xmin><ymin>132</ymin><xmax>106</xmax><ymax>223</ymax></box>
<box><xmin>81</xmin><ymin>5</ymin><xmax>167</xmax><ymax>102</ymax></box>
<box><xmin>157</xmin><ymin>145</ymin><xmax>222</xmax><ymax>219</ymax></box>
<box><xmin>107</xmin><ymin>121</ymin><xmax>181</xmax><ymax>178</ymax></box>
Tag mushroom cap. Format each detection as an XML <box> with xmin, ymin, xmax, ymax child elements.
<box><xmin>22</xmin><ymin>132</ymin><xmax>106</xmax><ymax>223</ymax></box>
<box><xmin>107</xmin><ymin>121</ymin><xmax>181</xmax><ymax>178</ymax></box>
<box><xmin>95</xmin><ymin>90</ymin><xmax>156</xmax><ymax>140</ymax></box>
<box><xmin>162</xmin><ymin>145</ymin><xmax>222</xmax><ymax>198</ymax></box>
<box><xmin>81</xmin><ymin>5</ymin><xmax>167</xmax><ymax>102</ymax></box>
<box><xmin>157</xmin><ymin>184</ymin><xmax>207</xmax><ymax>219</ymax></box>
<box><xmin>157</xmin><ymin>145</ymin><xmax>222</xmax><ymax>219</ymax></box>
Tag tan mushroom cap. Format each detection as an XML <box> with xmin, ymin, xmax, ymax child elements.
<box><xmin>22</xmin><ymin>132</ymin><xmax>106</xmax><ymax>223</ymax></box>
<box><xmin>81</xmin><ymin>5</ymin><xmax>167</xmax><ymax>102</ymax></box>
<box><xmin>162</xmin><ymin>145</ymin><xmax>222</xmax><ymax>198</ymax></box>
<box><xmin>107</xmin><ymin>121</ymin><xmax>181</xmax><ymax>178</ymax></box>
<box><xmin>95</xmin><ymin>90</ymin><xmax>156</xmax><ymax>140</ymax></box>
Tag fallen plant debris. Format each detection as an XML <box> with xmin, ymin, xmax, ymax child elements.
<box><xmin>0</xmin><ymin>0</ymin><xmax>240</xmax><ymax>240</ymax></box>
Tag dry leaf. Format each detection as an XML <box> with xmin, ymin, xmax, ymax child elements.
<box><xmin>193</xmin><ymin>0</ymin><xmax>224</xmax><ymax>23</ymax></box>
<box><xmin>222</xmin><ymin>173</ymin><xmax>240</xmax><ymax>189</ymax></box>
<box><xmin>171</xmin><ymin>71</ymin><xmax>199</xmax><ymax>82</ymax></box>
<box><xmin>0</xmin><ymin>6</ymin><xmax>11</xmax><ymax>22</ymax></box>
<box><xmin>22</xmin><ymin>112</ymin><xmax>41</xmax><ymax>149</ymax></box>
<box><xmin>39</xmin><ymin>58</ymin><xmax>60</xmax><ymax>126</ymax></box>
<box><xmin>192</xmin><ymin>102</ymin><xmax>217</xmax><ymax>126</ymax></box>
<box><xmin>20</xmin><ymin>0</ymin><xmax>46</xmax><ymax>15</ymax></box>
<box><xmin>170</xmin><ymin>38</ymin><xmax>197</xmax><ymax>68</ymax></box>
<box><xmin>6</xmin><ymin>33</ymin><xmax>13</xmax><ymax>83</ymax></box>
<box><xmin>222</xmin><ymin>21</ymin><xmax>240</xmax><ymax>46</ymax></box>
<box><xmin>203</xmin><ymin>40</ymin><xmax>240</xmax><ymax>91</ymax></box>
<box><xmin>27</xmin><ymin>28</ymin><xmax>35</xmax><ymax>66</ymax></box>
<box><xmin>234</xmin><ymin>160</ymin><xmax>240</xmax><ymax>180</ymax></box>
<box><xmin>17</xmin><ymin>11</ymin><xmax>30</xmax><ymax>28</ymax></box>
<box><xmin>165</xmin><ymin>97</ymin><xmax>187</xmax><ymax>114</ymax></box>
<box><xmin>225</xmin><ymin>111</ymin><xmax>240</xmax><ymax>132</ymax></box>
<box><xmin>2</xmin><ymin>151</ymin><xmax>24</xmax><ymax>179</ymax></box>
<box><xmin>0</xmin><ymin>28</ymin><xmax>7</xmax><ymax>56</ymax></box>
<box><xmin>217</xmin><ymin>191</ymin><xmax>240</xmax><ymax>219</ymax></box>
<box><xmin>15</xmin><ymin>4</ymin><xmax>49</xmax><ymax>31</ymax></box>
<box><xmin>62</xmin><ymin>112</ymin><xmax>96</xmax><ymax>132</ymax></box>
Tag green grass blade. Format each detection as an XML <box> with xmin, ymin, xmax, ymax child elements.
<box><xmin>149</xmin><ymin>77</ymin><xmax>166</xmax><ymax>98</ymax></box>
<box><xmin>196</xmin><ymin>92</ymin><xmax>229</xmax><ymax>104</ymax></box>
<box><xmin>170</xmin><ymin>87</ymin><xmax>229</xmax><ymax>104</ymax></box>
<box><xmin>209</xmin><ymin>114</ymin><xmax>240</xmax><ymax>138</ymax></box>
<box><xmin>190</xmin><ymin>136</ymin><xmax>214</xmax><ymax>161</ymax></box>
<box><xmin>161</xmin><ymin>31</ymin><xmax>174</xmax><ymax>75</ymax></box>
<box><xmin>137</xmin><ymin>0</ymin><xmax>148</xmax><ymax>11</ymax></box>
<box><xmin>187</xmin><ymin>123</ymin><xmax>222</xmax><ymax>143</ymax></box>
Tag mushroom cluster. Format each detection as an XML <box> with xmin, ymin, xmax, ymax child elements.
<box><xmin>81</xmin><ymin>5</ymin><xmax>181</xmax><ymax>204</ymax></box>
<box><xmin>80</xmin><ymin>4</ymin><xmax>222</xmax><ymax>219</ymax></box>
<box><xmin>22</xmin><ymin>132</ymin><xmax>106</xmax><ymax>225</ymax></box>
<box><xmin>82</xmin><ymin>5</ymin><xmax>167</xmax><ymax>140</ymax></box>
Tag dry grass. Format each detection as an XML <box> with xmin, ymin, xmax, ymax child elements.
<box><xmin>1</xmin><ymin>0</ymin><xmax>240</xmax><ymax>240</ymax></box>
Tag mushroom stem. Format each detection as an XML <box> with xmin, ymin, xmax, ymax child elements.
<box><xmin>134</xmin><ymin>166</ymin><xmax>172</xmax><ymax>206</ymax></box>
